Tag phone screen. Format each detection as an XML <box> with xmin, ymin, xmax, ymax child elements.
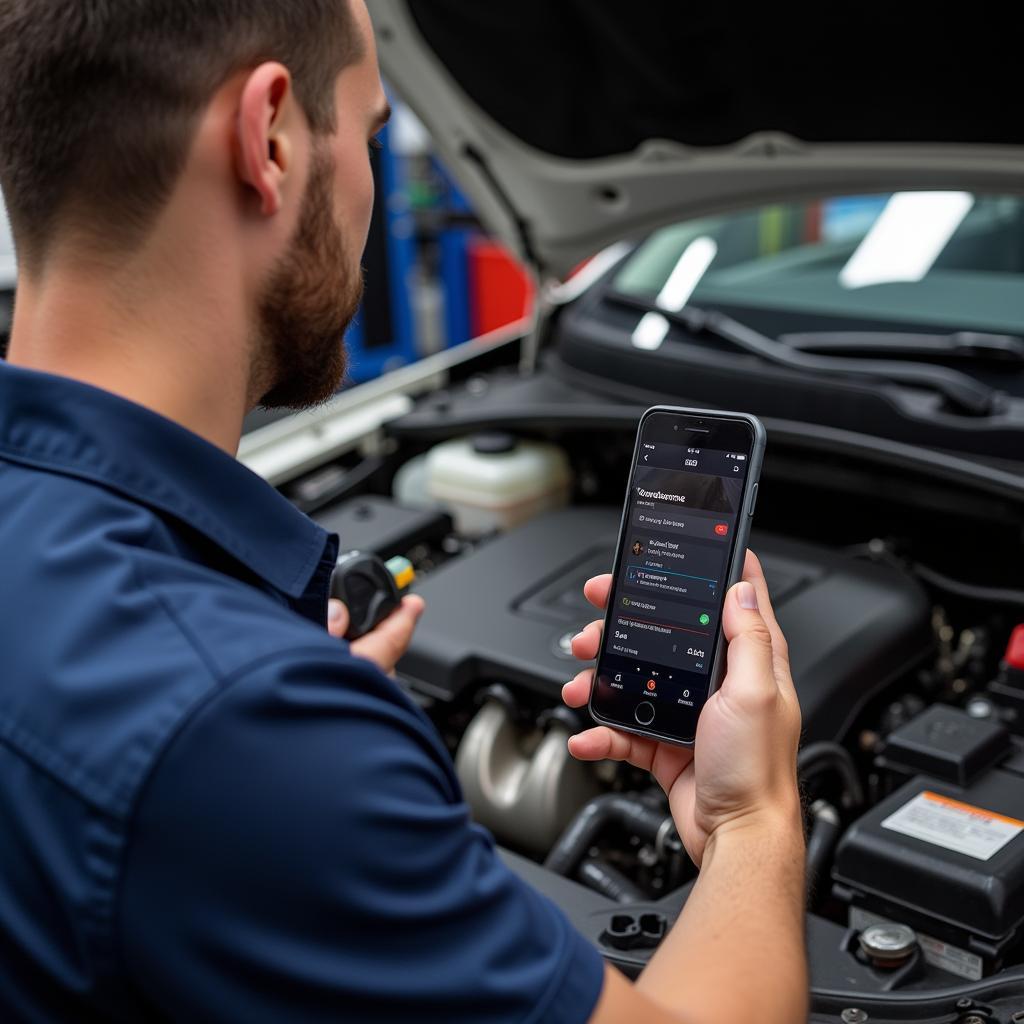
<box><xmin>591</xmin><ymin>409</ymin><xmax>760</xmax><ymax>743</ymax></box>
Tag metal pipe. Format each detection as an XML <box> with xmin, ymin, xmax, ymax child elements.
<box><xmin>455</xmin><ymin>693</ymin><xmax>600</xmax><ymax>855</ymax></box>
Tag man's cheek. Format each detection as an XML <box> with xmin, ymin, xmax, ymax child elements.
<box><xmin>333</xmin><ymin>156</ymin><xmax>373</xmax><ymax>252</ymax></box>
<box><xmin>356</xmin><ymin>171</ymin><xmax>375</xmax><ymax>250</ymax></box>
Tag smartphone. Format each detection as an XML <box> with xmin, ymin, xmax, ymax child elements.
<box><xmin>589</xmin><ymin>406</ymin><xmax>766</xmax><ymax>746</ymax></box>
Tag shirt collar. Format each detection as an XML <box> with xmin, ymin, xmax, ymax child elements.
<box><xmin>0</xmin><ymin>360</ymin><xmax>335</xmax><ymax>599</ymax></box>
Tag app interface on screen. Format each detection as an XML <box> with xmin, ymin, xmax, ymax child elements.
<box><xmin>600</xmin><ymin>436</ymin><xmax>750</xmax><ymax>708</ymax></box>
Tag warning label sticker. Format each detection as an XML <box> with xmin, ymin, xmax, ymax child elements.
<box><xmin>881</xmin><ymin>790</ymin><xmax>1024</xmax><ymax>862</ymax></box>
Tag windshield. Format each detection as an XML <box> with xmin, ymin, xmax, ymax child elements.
<box><xmin>614</xmin><ymin>193</ymin><xmax>1024</xmax><ymax>335</ymax></box>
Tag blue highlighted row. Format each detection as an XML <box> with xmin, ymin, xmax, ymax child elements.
<box><xmin>626</xmin><ymin>564</ymin><xmax>718</xmax><ymax>585</ymax></box>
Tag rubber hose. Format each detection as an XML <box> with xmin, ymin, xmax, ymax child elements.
<box><xmin>798</xmin><ymin>741</ymin><xmax>865</xmax><ymax>809</ymax></box>
<box><xmin>805</xmin><ymin>800</ymin><xmax>841</xmax><ymax>897</ymax></box>
<box><xmin>577</xmin><ymin>857</ymin><xmax>646</xmax><ymax>903</ymax></box>
<box><xmin>544</xmin><ymin>793</ymin><xmax>668</xmax><ymax>876</ymax></box>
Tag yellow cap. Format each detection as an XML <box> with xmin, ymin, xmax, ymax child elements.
<box><xmin>385</xmin><ymin>555</ymin><xmax>415</xmax><ymax>592</ymax></box>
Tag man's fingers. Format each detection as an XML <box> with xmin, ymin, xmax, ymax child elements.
<box><xmin>742</xmin><ymin>549</ymin><xmax>795</xmax><ymax>700</ymax></box>
<box><xmin>562</xmin><ymin>669</ymin><xmax>593</xmax><ymax>709</ymax></box>
<box><xmin>350</xmin><ymin>594</ymin><xmax>425</xmax><ymax>673</ymax></box>
<box><xmin>568</xmin><ymin>726</ymin><xmax>657</xmax><ymax>773</ymax></box>
<box><xmin>742</xmin><ymin>548</ymin><xmax>766</xmax><ymax>585</ymax></box>
<box><xmin>570</xmin><ymin>619</ymin><xmax>604</xmax><ymax>661</ymax></box>
<box><xmin>719</xmin><ymin>579</ymin><xmax>778</xmax><ymax>708</ymax></box>
<box><xmin>743</xmin><ymin>550</ymin><xmax>788</xmax><ymax>660</ymax></box>
<box><xmin>583</xmin><ymin>574</ymin><xmax>612</xmax><ymax>611</ymax></box>
<box><xmin>327</xmin><ymin>599</ymin><xmax>349</xmax><ymax>639</ymax></box>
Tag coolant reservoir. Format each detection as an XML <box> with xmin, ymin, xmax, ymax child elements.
<box><xmin>425</xmin><ymin>433</ymin><xmax>571</xmax><ymax>536</ymax></box>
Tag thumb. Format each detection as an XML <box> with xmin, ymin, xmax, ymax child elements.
<box><xmin>350</xmin><ymin>594</ymin><xmax>425</xmax><ymax>674</ymax></box>
<box><xmin>719</xmin><ymin>580</ymin><xmax>778</xmax><ymax>706</ymax></box>
<box><xmin>327</xmin><ymin>599</ymin><xmax>349</xmax><ymax>638</ymax></box>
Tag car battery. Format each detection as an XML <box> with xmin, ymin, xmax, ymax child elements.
<box><xmin>833</xmin><ymin>770</ymin><xmax>1024</xmax><ymax>979</ymax></box>
<box><xmin>875</xmin><ymin>705</ymin><xmax>1012</xmax><ymax>788</ymax></box>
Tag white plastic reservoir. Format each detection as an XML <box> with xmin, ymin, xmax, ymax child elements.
<box><xmin>425</xmin><ymin>433</ymin><xmax>571</xmax><ymax>536</ymax></box>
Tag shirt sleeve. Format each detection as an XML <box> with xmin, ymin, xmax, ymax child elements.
<box><xmin>117</xmin><ymin>644</ymin><xmax>605</xmax><ymax>1024</ymax></box>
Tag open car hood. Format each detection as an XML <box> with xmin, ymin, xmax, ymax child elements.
<box><xmin>368</xmin><ymin>2</ymin><xmax>1024</xmax><ymax>278</ymax></box>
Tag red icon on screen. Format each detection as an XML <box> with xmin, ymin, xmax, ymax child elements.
<box><xmin>646</xmin><ymin>679</ymin><xmax>656</xmax><ymax>691</ymax></box>
<box><xmin>714</xmin><ymin>523</ymin><xmax>729</xmax><ymax>536</ymax></box>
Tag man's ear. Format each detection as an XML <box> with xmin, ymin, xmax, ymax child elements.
<box><xmin>235</xmin><ymin>62</ymin><xmax>295</xmax><ymax>217</ymax></box>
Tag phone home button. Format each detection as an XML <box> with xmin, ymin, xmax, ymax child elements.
<box><xmin>634</xmin><ymin>701</ymin><xmax>656</xmax><ymax>726</ymax></box>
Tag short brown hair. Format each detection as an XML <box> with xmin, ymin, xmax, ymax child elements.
<box><xmin>0</xmin><ymin>1</ymin><xmax>361</xmax><ymax>272</ymax></box>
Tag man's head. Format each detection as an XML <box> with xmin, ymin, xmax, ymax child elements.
<box><xmin>0</xmin><ymin>0</ymin><xmax>390</xmax><ymax>409</ymax></box>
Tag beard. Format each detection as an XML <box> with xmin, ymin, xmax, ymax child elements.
<box><xmin>254</xmin><ymin>145</ymin><xmax>363</xmax><ymax>410</ymax></box>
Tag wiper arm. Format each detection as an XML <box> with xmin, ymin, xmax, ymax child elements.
<box><xmin>607</xmin><ymin>292</ymin><xmax>1004</xmax><ymax>417</ymax></box>
<box><xmin>779</xmin><ymin>330</ymin><xmax>1024</xmax><ymax>364</ymax></box>
<box><xmin>681</xmin><ymin>308</ymin><xmax>1003</xmax><ymax>416</ymax></box>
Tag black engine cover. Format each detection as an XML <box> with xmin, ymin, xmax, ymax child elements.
<box><xmin>399</xmin><ymin>507</ymin><xmax>932</xmax><ymax>742</ymax></box>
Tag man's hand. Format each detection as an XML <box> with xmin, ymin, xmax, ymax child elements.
<box><xmin>562</xmin><ymin>550</ymin><xmax>801</xmax><ymax>865</ymax></box>
<box><xmin>579</xmin><ymin>551</ymin><xmax>807</xmax><ymax>1022</ymax></box>
<box><xmin>327</xmin><ymin>595</ymin><xmax>425</xmax><ymax>676</ymax></box>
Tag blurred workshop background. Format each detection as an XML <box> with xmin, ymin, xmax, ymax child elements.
<box><xmin>322</xmin><ymin>100</ymin><xmax>534</xmax><ymax>384</ymax></box>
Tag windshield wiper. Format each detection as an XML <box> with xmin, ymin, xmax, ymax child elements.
<box><xmin>608</xmin><ymin>293</ymin><xmax>1004</xmax><ymax>417</ymax></box>
<box><xmin>681</xmin><ymin>308</ymin><xmax>1004</xmax><ymax>416</ymax></box>
<box><xmin>779</xmin><ymin>330</ymin><xmax>1024</xmax><ymax>365</ymax></box>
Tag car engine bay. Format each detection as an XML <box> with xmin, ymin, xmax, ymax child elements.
<box><xmin>281</xmin><ymin>353</ymin><xmax>1024</xmax><ymax>1022</ymax></box>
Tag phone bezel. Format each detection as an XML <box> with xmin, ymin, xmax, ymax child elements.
<box><xmin>587</xmin><ymin>405</ymin><xmax>766</xmax><ymax>746</ymax></box>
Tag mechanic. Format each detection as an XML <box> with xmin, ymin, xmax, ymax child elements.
<box><xmin>0</xmin><ymin>2</ymin><xmax>806</xmax><ymax>1021</ymax></box>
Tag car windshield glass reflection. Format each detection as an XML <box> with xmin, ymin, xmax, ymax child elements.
<box><xmin>615</xmin><ymin>193</ymin><xmax>1024</xmax><ymax>337</ymax></box>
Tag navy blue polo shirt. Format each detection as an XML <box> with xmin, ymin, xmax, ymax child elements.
<box><xmin>0</xmin><ymin>361</ymin><xmax>604</xmax><ymax>1023</ymax></box>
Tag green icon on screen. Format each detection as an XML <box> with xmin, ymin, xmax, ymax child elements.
<box><xmin>699</xmin><ymin>613</ymin><xmax>710</xmax><ymax>625</ymax></box>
